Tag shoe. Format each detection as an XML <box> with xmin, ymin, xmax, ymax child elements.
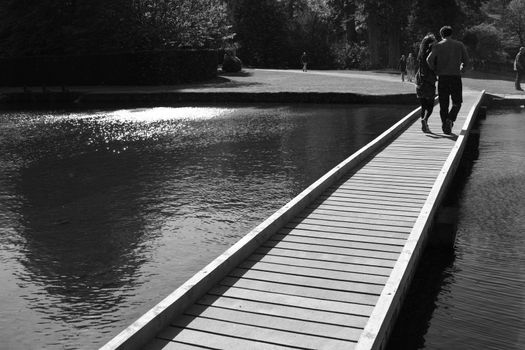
<box><xmin>442</xmin><ymin>119</ymin><xmax>453</xmax><ymax>134</ymax></box>
<box><xmin>421</xmin><ymin>119</ymin><xmax>430</xmax><ymax>133</ymax></box>
<box><xmin>517</xmin><ymin>87</ymin><xmax>523</xmax><ymax>91</ymax></box>
<box><xmin>442</xmin><ymin>119</ymin><xmax>451</xmax><ymax>134</ymax></box>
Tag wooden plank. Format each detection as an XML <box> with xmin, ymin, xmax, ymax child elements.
<box><xmin>336</xmin><ymin>177</ymin><xmax>434</xmax><ymax>189</ymax></box>
<box><xmin>344</xmin><ymin>172</ymin><xmax>438</xmax><ymax>183</ymax></box>
<box><xmin>385</xmin><ymin>143</ymin><xmax>453</xmax><ymax>149</ymax></box>
<box><xmin>309</xmin><ymin>203</ymin><xmax>420</xmax><ymax>216</ymax></box>
<box><xmin>184</xmin><ymin>304</ymin><xmax>362</xmax><ymax>341</ymax></box>
<box><xmin>143</xmin><ymin>338</ymin><xmax>203</xmax><ymax>350</ymax></box>
<box><xmin>329</xmin><ymin>188</ymin><xmax>430</xmax><ymax>199</ymax></box>
<box><xmin>239</xmin><ymin>259</ymin><xmax>390</xmax><ymax>284</ymax></box>
<box><xmin>360</xmin><ymin>156</ymin><xmax>446</xmax><ymax>164</ymax></box>
<box><xmin>278</xmin><ymin>227</ymin><xmax>407</xmax><ymax>246</ymax></box>
<box><xmin>209</xmin><ymin>283</ymin><xmax>377</xmax><ymax>315</ymax></box>
<box><xmin>303</xmin><ymin>207</ymin><xmax>417</xmax><ymax>221</ymax></box>
<box><xmin>157</xmin><ymin>326</ymin><xmax>300</xmax><ymax>350</ymax></box>
<box><xmin>327</xmin><ymin>182</ymin><xmax>429</xmax><ymax>196</ymax></box>
<box><xmin>197</xmin><ymin>294</ymin><xmax>370</xmax><ymax>328</ymax></box>
<box><xmin>262</xmin><ymin>240</ymin><xmax>400</xmax><ymax>260</ymax></box>
<box><xmin>255</xmin><ymin>247</ymin><xmax>397</xmax><ymax>268</ymax></box>
<box><xmin>297</xmin><ymin>211</ymin><xmax>415</xmax><ymax>227</ymax></box>
<box><xmin>292</xmin><ymin>217</ymin><xmax>411</xmax><ymax>234</ymax></box>
<box><xmin>321</xmin><ymin>193</ymin><xmax>427</xmax><ymax>206</ymax></box>
<box><xmin>270</xmin><ymin>233</ymin><xmax>403</xmax><ymax>253</ymax></box>
<box><xmin>371</xmin><ymin>154</ymin><xmax>448</xmax><ymax>161</ymax></box>
<box><xmin>352</xmin><ymin>168</ymin><xmax>440</xmax><ymax>178</ymax></box>
<box><xmin>228</xmin><ymin>269</ymin><xmax>385</xmax><ymax>295</ymax></box>
<box><xmin>247</xmin><ymin>254</ymin><xmax>393</xmax><ymax>276</ymax></box>
<box><xmin>377</xmin><ymin>148</ymin><xmax>450</xmax><ymax>154</ymax></box>
<box><xmin>319</xmin><ymin>193</ymin><xmax>426</xmax><ymax>206</ymax></box>
<box><xmin>285</xmin><ymin>222</ymin><xmax>411</xmax><ymax>239</ymax></box>
<box><xmin>362</xmin><ymin>163</ymin><xmax>443</xmax><ymax>171</ymax></box>
<box><xmin>218</xmin><ymin>277</ymin><xmax>380</xmax><ymax>306</ymax></box>
<box><xmin>342</xmin><ymin>178</ymin><xmax>434</xmax><ymax>188</ymax></box>
<box><xmin>165</xmin><ymin>315</ymin><xmax>357</xmax><ymax>349</ymax></box>
<box><xmin>333</xmin><ymin>185</ymin><xmax>430</xmax><ymax>196</ymax></box>
<box><xmin>313</xmin><ymin>199</ymin><xmax>422</xmax><ymax>212</ymax></box>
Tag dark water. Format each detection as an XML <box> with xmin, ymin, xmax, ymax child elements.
<box><xmin>389</xmin><ymin>108</ymin><xmax>525</xmax><ymax>350</ymax></box>
<box><xmin>0</xmin><ymin>104</ymin><xmax>411</xmax><ymax>349</ymax></box>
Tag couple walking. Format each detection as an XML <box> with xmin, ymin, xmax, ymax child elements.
<box><xmin>416</xmin><ymin>26</ymin><xmax>469</xmax><ymax>135</ymax></box>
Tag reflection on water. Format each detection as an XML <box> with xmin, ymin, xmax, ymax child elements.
<box><xmin>0</xmin><ymin>104</ymin><xmax>410</xmax><ymax>349</ymax></box>
<box><xmin>388</xmin><ymin>108</ymin><xmax>525</xmax><ymax>350</ymax></box>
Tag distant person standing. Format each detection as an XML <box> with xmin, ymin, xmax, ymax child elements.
<box><xmin>399</xmin><ymin>55</ymin><xmax>407</xmax><ymax>82</ymax></box>
<box><xmin>416</xmin><ymin>33</ymin><xmax>437</xmax><ymax>133</ymax></box>
<box><xmin>427</xmin><ymin>25</ymin><xmax>469</xmax><ymax>135</ymax></box>
<box><xmin>301</xmin><ymin>52</ymin><xmax>308</xmax><ymax>72</ymax></box>
<box><xmin>406</xmin><ymin>53</ymin><xmax>416</xmax><ymax>82</ymax></box>
<box><xmin>514</xmin><ymin>47</ymin><xmax>525</xmax><ymax>91</ymax></box>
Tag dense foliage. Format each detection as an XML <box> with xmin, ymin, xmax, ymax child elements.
<box><xmin>0</xmin><ymin>0</ymin><xmax>232</xmax><ymax>56</ymax></box>
<box><xmin>0</xmin><ymin>0</ymin><xmax>522</xmax><ymax>70</ymax></box>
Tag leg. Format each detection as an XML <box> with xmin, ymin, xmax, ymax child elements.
<box><xmin>420</xmin><ymin>98</ymin><xmax>432</xmax><ymax>133</ymax></box>
<box><xmin>424</xmin><ymin>98</ymin><xmax>435</xmax><ymax>120</ymax></box>
<box><xmin>517</xmin><ymin>71</ymin><xmax>523</xmax><ymax>90</ymax></box>
<box><xmin>448</xmin><ymin>77</ymin><xmax>463</xmax><ymax>123</ymax></box>
<box><xmin>438</xmin><ymin>79</ymin><xmax>450</xmax><ymax>125</ymax></box>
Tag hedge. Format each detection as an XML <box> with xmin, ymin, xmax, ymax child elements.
<box><xmin>0</xmin><ymin>49</ymin><xmax>218</xmax><ymax>86</ymax></box>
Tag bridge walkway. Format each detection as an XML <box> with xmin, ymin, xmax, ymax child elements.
<box><xmin>103</xmin><ymin>90</ymin><xmax>485</xmax><ymax>350</ymax></box>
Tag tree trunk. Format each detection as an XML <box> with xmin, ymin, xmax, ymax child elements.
<box><xmin>367</xmin><ymin>10</ymin><xmax>381</xmax><ymax>68</ymax></box>
<box><xmin>387</xmin><ymin>18</ymin><xmax>401</xmax><ymax>69</ymax></box>
<box><xmin>345</xmin><ymin>2</ymin><xmax>357</xmax><ymax>44</ymax></box>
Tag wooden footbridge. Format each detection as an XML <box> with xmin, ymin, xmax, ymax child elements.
<box><xmin>102</xmin><ymin>90</ymin><xmax>485</xmax><ymax>350</ymax></box>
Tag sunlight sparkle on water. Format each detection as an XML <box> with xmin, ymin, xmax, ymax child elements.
<box><xmin>105</xmin><ymin>107</ymin><xmax>234</xmax><ymax>122</ymax></box>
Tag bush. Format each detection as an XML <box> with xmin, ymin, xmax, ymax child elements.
<box><xmin>331</xmin><ymin>42</ymin><xmax>371</xmax><ymax>70</ymax></box>
<box><xmin>222</xmin><ymin>52</ymin><xmax>242</xmax><ymax>72</ymax></box>
<box><xmin>463</xmin><ymin>23</ymin><xmax>505</xmax><ymax>63</ymax></box>
<box><xmin>0</xmin><ymin>49</ymin><xmax>218</xmax><ymax>86</ymax></box>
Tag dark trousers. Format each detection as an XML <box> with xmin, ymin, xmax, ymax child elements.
<box><xmin>516</xmin><ymin>70</ymin><xmax>523</xmax><ymax>89</ymax></box>
<box><xmin>438</xmin><ymin>75</ymin><xmax>463</xmax><ymax>123</ymax></box>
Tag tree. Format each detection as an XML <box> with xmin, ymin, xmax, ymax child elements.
<box><xmin>409</xmin><ymin>0</ymin><xmax>465</xmax><ymax>39</ymax></box>
<box><xmin>327</xmin><ymin>0</ymin><xmax>358</xmax><ymax>44</ymax></box>
<box><xmin>383</xmin><ymin>0</ymin><xmax>412</xmax><ymax>68</ymax></box>
<box><xmin>231</xmin><ymin>0</ymin><xmax>290</xmax><ymax>67</ymax></box>
<box><xmin>464</xmin><ymin>23</ymin><xmax>505</xmax><ymax>62</ymax></box>
<box><xmin>504</xmin><ymin>0</ymin><xmax>525</xmax><ymax>45</ymax></box>
<box><xmin>0</xmin><ymin>0</ymin><xmax>232</xmax><ymax>57</ymax></box>
<box><xmin>132</xmin><ymin>0</ymin><xmax>232</xmax><ymax>49</ymax></box>
<box><xmin>362</xmin><ymin>0</ymin><xmax>382</xmax><ymax>67</ymax></box>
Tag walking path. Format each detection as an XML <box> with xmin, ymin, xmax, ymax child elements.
<box><xmin>1</xmin><ymin>68</ymin><xmax>522</xmax><ymax>103</ymax></box>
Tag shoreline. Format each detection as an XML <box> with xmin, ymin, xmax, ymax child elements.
<box><xmin>0</xmin><ymin>68</ymin><xmax>523</xmax><ymax>108</ymax></box>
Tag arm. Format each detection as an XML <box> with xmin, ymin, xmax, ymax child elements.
<box><xmin>426</xmin><ymin>48</ymin><xmax>436</xmax><ymax>71</ymax></box>
<box><xmin>461</xmin><ymin>43</ymin><xmax>470</xmax><ymax>72</ymax></box>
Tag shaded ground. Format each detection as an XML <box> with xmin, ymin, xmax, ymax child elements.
<box><xmin>0</xmin><ymin>68</ymin><xmax>523</xmax><ymax>98</ymax></box>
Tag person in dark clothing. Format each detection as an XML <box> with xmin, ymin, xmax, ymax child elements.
<box><xmin>416</xmin><ymin>33</ymin><xmax>437</xmax><ymax>133</ymax></box>
<box><xmin>426</xmin><ymin>26</ymin><xmax>469</xmax><ymax>135</ymax></box>
<box><xmin>514</xmin><ymin>47</ymin><xmax>525</xmax><ymax>91</ymax></box>
<box><xmin>399</xmin><ymin>55</ymin><xmax>407</xmax><ymax>82</ymax></box>
<box><xmin>301</xmin><ymin>52</ymin><xmax>308</xmax><ymax>72</ymax></box>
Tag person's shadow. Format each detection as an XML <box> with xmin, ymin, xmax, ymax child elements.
<box><xmin>424</xmin><ymin>131</ymin><xmax>459</xmax><ymax>141</ymax></box>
